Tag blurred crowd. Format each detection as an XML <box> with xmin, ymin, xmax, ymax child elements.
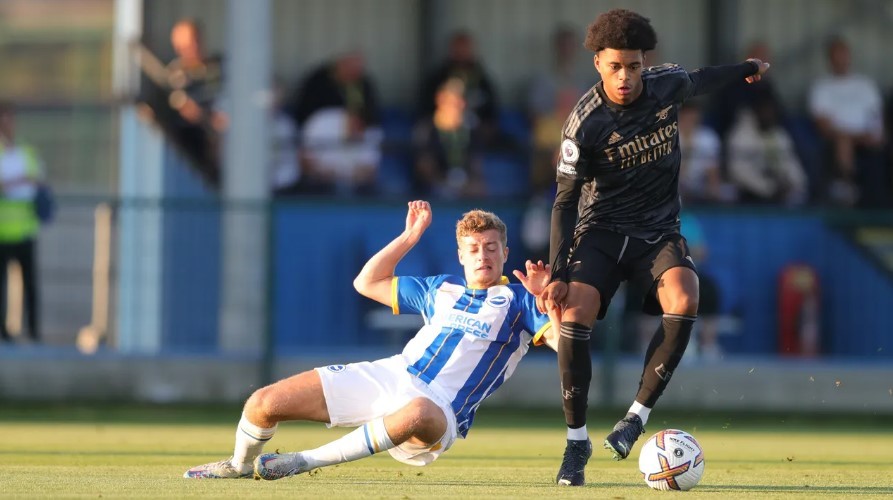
<box><xmin>141</xmin><ymin>19</ymin><xmax>893</xmax><ymax>213</ymax></box>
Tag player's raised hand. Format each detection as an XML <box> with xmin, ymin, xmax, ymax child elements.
<box><xmin>745</xmin><ymin>58</ymin><xmax>770</xmax><ymax>83</ymax></box>
<box><xmin>405</xmin><ymin>200</ymin><xmax>432</xmax><ymax>239</ymax></box>
<box><xmin>513</xmin><ymin>260</ymin><xmax>551</xmax><ymax>296</ymax></box>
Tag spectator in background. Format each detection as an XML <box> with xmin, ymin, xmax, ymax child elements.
<box><xmin>529</xmin><ymin>89</ymin><xmax>578</xmax><ymax>197</ymax></box>
<box><xmin>678</xmin><ymin>213</ymin><xmax>723</xmax><ymax>361</ymax></box>
<box><xmin>809</xmin><ymin>36</ymin><xmax>886</xmax><ymax>207</ymax></box>
<box><xmin>707</xmin><ymin>41</ymin><xmax>782</xmax><ymax>140</ymax></box>
<box><xmin>420</xmin><ymin>31</ymin><xmax>499</xmax><ymax>144</ymax></box>
<box><xmin>627</xmin><ymin>213</ymin><xmax>724</xmax><ymax>361</ymax></box>
<box><xmin>727</xmin><ymin>93</ymin><xmax>808</xmax><ymax>205</ymax></box>
<box><xmin>887</xmin><ymin>91</ymin><xmax>893</xmax><ymax>191</ymax></box>
<box><xmin>677</xmin><ymin>100</ymin><xmax>730</xmax><ymax>205</ymax></box>
<box><xmin>288</xmin><ymin>51</ymin><xmax>380</xmax><ymax>129</ymax></box>
<box><xmin>521</xmin><ymin>85</ymin><xmax>578</xmax><ymax>263</ymax></box>
<box><xmin>289</xmin><ymin>52</ymin><xmax>383</xmax><ymax>196</ymax></box>
<box><xmin>527</xmin><ymin>26</ymin><xmax>593</xmax><ymax>196</ymax></box>
<box><xmin>412</xmin><ymin>78</ymin><xmax>485</xmax><ymax>199</ymax></box>
<box><xmin>299</xmin><ymin>108</ymin><xmax>382</xmax><ymax>197</ymax></box>
<box><xmin>166</xmin><ymin>19</ymin><xmax>227</xmax><ymax>130</ymax></box>
<box><xmin>269</xmin><ymin>77</ymin><xmax>301</xmax><ymax>196</ymax></box>
<box><xmin>0</xmin><ymin>102</ymin><xmax>44</xmax><ymax>344</ymax></box>
<box><xmin>165</xmin><ymin>18</ymin><xmax>226</xmax><ymax>179</ymax></box>
<box><xmin>527</xmin><ymin>26</ymin><xmax>591</xmax><ymax>123</ymax></box>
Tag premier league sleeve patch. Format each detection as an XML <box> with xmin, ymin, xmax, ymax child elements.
<box><xmin>561</xmin><ymin>139</ymin><xmax>580</xmax><ymax>164</ymax></box>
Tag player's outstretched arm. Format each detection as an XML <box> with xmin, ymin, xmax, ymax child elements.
<box><xmin>688</xmin><ymin>58</ymin><xmax>770</xmax><ymax>97</ymax></box>
<box><xmin>353</xmin><ymin>200</ymin><xmax>432</xmax><ymax>306</ymax></box>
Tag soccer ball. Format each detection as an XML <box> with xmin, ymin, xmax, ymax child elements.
<box><xmin>638</xmin><ymin>429</ymin><xmax>705</xmax><ymax>491</ymax></box>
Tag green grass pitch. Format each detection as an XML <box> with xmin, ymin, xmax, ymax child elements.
<box><xmin>1</xmin><ymin>404</ymin><xmax>892</xmax><ymax>498</ymax></box>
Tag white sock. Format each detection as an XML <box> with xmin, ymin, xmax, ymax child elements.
<box><xmin>628</xmin><ymin>401</ymin><xmax>651</xmax><ymax>426</ymax></box>
<box><xmin>303</xmin><ymin>417</ymin><xmax>395</xmax><ymax>469</ymax></box>
<box><xmin>566</xmin><ymin>425</ymin><xmax>588</xmax><ymax>441</ymax></box>
<box><xmin>231</xmin><ymin>413</ymin><xmax>278</xmax><ymax>472</ymax></box>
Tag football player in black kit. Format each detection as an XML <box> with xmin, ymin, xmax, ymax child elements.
<box><xmin>537</xmin><ymin>9</ymin><xmax>770</xmax><ymax>486</ymax></box>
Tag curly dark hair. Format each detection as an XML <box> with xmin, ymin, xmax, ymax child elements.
<box><xmin>583</xmin><ymin>9</ymin><xmax>657</xmax><ymax>53</ymax></box>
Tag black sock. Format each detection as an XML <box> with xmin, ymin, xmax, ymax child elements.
<box><xmin>558</xmin><ymin>321</ymin><xmax>592</xmax><ymax>429</ymax></box>
<box><xmin>635</xmin><ymin>314</ymin><xmax>696</xmax><ymax>407</ymax></box>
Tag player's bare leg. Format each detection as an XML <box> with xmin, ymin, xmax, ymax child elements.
<box><xmin>606</xmin><ymin>267</ymin><xmax>699</xmax><ymax>460</ymax></box>
<box><xmin>183</xmin><ymin>370</ymin><xmax>329</xmax><ymax>478</ymax></box>
<box><xmin>555</xmin><ymin>281</ymin><xmax>599</xmax><ymax>486</ymax></box>
<box><xmin>255</xmin><ymin>396</ymin><xmax>448</xmax><ymax>480</ymax></box>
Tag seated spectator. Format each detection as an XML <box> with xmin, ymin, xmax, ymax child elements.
<box><xmin>627</xmin><ymin>213</ymin><xmax>725</xmax><ymax>361</ymax></box>
<box><xmin>727</xmin><ymin>94</ymin><xmax>807</xmax><ymax>205</ymax></box>
<box><xmin>679</xmin><ymin>213</ymin><xmax>724</xmax><ymax>361</ymax></box>
<box><xmin>526</xmin><ymin>26</ymin><xmax>591</xmax><ymax>121</ymax></box>
<box><xmin>707</xmin><ymin>41</ymin><xmax>782</xmax><ymax>140</ymax></box>
<box><xmin>527</xmin><ymin>26</ymin><xmax>592</xmax><ymax>195</ymax></box>
<box><xmin>288</xmin><ymin>51</ymin><xmax>380</xmax><ymax>129</ymax></box>
<box><xmin>529</xmin><ymin>89</ymin><xmax>578</xmax><ymax>196</ymax></box>
<box><xmin>885</xmin><ymin>87</ymin><xmax>893</xmax><ymax>196</ymax></box>
<box><xmin>412</xmin><ymin>78</ymin><xmax>485</xmax><ymax>199</ymax></box>
<box><xmin>677</xmin><ymin>100</ymin><xmax>732</xmax><ymax>205</ymax></box>
<box><xmin>809</xmin><ymin>36</ymin><xmax>886</xmax><ymax>207</ymax></box>
<box><xmin>420</xmin><ymin>31</ymin><xmax>499</xmax><ymax>144</ymax></box>
<box><xmin>269</xmin><ymin>77</ymin><xmax>301</xmax><ymax>196</ymax></box>
<box><xmin>298</xmin><ymin>108</ymin><xmax>382</xmax><ymax>197</ymax></box>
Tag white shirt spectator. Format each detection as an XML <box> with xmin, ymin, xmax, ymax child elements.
<box><xmin>679</xmin><ymin>125</ymin><xmax>722</xmax><ymax>199</ymax></box>
<box><xmin>302</xmin><ymin>108</ymin><xmax>382</xmax><ymax>193</ymax></box>
<box><xmin>728</xmin><ymin>111</ymin><xmax>807</xmax><ymax>205</ymax></box>
<box><xmin>269</xmin><ymin>111</ymin><xmax>300</xmax><ymax>191</ymax></box>
<box><xmin>809</xmin><ymin>73</ymin><xmax>883</xmax><ymax>140</ymax></box>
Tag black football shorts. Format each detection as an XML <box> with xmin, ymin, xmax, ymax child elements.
<box><xmin>566</xmin><ymin>228</ymin><xmax>697</xmax><ymax>319</ymax></box>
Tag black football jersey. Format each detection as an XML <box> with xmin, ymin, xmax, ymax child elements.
<box><xmin>548</xmin><ymin>61</ymin><xmax>758</xmax><ymax>282</ymax></box>
<box><xmin>556</xmin><ymin>64</ymin><xmax>695</xmax><ymax>240</ymax></box>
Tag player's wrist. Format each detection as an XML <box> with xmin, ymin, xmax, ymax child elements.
<box><xmin>744</xmin><ymin>58</ymin><xmax>761</xmax><ymax>74</ymax></box>
<box><xmin>400</xmin><ymin>230</ymin><xmax>422</xmax><ymax>245</ymax></box>
<box><xmin>549</xmin><ymin>275</ymin><xmax>567</xmax><ymax>285</ymax></box>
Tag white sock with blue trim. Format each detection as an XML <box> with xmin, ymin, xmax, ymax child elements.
<box><xmin>302</xmin><ymin>417</ymin><xmax>395</xmax><ymax>469</ymax></box>
<box><xmin>232</xmin><ymin>413</ymin><xmax>278</xmax><ymax>473</ymax></box>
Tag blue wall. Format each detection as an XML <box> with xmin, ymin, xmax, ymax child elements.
<box><xmin>695</xmin><ymin>212</ymin><xmax>893</xmax><ymax>357</ymax></box>
<box><xmin>159</xmin><ymin>199</ymin><xmax>892</xmax><ymax>358</ymax></box>
<box><xmin>160</xmin><ymin>148</ymin><xmax>221</xmax><ymax>352</ymax></box>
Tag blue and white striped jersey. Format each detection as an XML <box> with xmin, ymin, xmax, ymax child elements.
<box><xmin>391</xmin><ymin>274</ymin><xmax>550</xmax><ymax>437</ymax></box>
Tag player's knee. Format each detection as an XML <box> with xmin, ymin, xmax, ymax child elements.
<box><xmin>405</xmin><ymin>397</ymin><xmax>447</xmax><ymax>444</ymax></box>
<box><xmin>662</xmin><ymin>292</ymin><xmax>699</xmax><ymax>316</ymax></box>
<box><xmin>244</xmin><ymin>385</ymin><xmax>279</xmax><ymax>420</ymax></box>
<box><xmin>563</xmin><ymin>304</ymin><xmax>598</xmax><ymax>327</ymax></box>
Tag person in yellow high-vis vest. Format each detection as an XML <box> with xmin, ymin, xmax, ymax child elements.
<box><xmin>0</xmin><ymin>102</ymin><xmax>43</xmax><ymax>343</ymax></box>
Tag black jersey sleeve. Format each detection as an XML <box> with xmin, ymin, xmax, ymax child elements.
<box><xmin>549</xmin><ymin>176</ymin><xmax>584</xmax><ymax>283</ymax></box>
<box><xmin>687</xmin><ymin>61</ymin><xmax>760</xmax><ymax>98</ymax></box>
<box><xmin>646</xmin><ymin>62</ymin><xmax>760</xmax><ymax>103</ymax></box>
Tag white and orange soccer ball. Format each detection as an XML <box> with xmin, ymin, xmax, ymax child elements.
<box><xmin>638</xmin><ymin>429</ymin><xmax>705</xmax><ymax>491</ymax></box>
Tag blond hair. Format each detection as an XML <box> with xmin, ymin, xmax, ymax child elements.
<box><xmin>456</xmin><ymin>209</ymin><xmax>507</xmax><ymax>246</ymax></box>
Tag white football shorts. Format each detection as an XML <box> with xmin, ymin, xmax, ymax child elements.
<box><xmin>315</xmin><ymin>354</ymin><xmax>458</xmax><ymax>466</ymax></box>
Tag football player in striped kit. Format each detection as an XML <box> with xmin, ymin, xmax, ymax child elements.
<box><xmin>184</xmin><ymin>200</ymin><xmax>560</xmax><ymax>480</ymax></box>
<box><xmin>538</xmin><ymin>9</ymin><xmax>770</xmax><ymax>486</ymax></box>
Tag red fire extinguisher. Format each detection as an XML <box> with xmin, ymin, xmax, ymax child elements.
<box><xmin>778</xmin><ymin>264</ymin><xmax>820</xmax><ymax>357</ymax></box>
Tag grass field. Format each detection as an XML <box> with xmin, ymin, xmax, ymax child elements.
<box><xmin>1</xmin><ymin>404</ymin><xmax>892</xmax><ymax>499</ymax></box>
